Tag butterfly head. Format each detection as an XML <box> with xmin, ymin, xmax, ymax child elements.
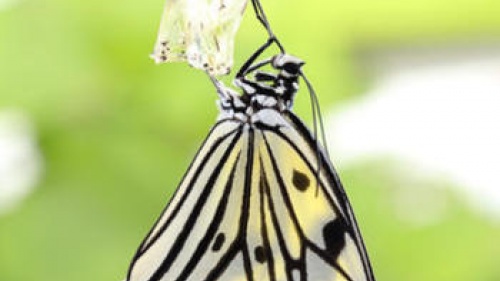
<box><xmin>213</xmin><ymin>54</ymin><xmax>305</xmax><ymax>122</ymax></box>
<box><xmin>271</xmin><ymin>54</ymin><xmax>305</xmax><ymax>78</ymax></box>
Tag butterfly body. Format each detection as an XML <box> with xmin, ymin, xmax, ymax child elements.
<box><xmin>126</xmin><ymin>55</ymin><xmax>375</xmax><ymax>281</ymax></box>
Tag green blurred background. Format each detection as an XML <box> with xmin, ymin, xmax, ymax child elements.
<box><xmin>1</xmin><ymin>0</ymin><xmax>500</xmax><ymax>280</ymax></box>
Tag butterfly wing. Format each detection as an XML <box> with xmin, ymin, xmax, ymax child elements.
<box><xmin>252</xmin><ymin>111</ymin><xmax>375</xmax><ymax>281</ymax></box>
<box><xmin>127</xmin><ymin>119</ymin><xmax>248</xmax><ymax>281</ymax></box>
<box><xmin>127</xmin><ymin>111</ymin><xmax>374</xmax><ymax>281</ymax></box>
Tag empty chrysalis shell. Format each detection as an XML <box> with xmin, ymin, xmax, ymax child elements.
<box><xmin>151</xmin><ymin>0</ymin><xmax>249</xmax><ymax>76</ymax></box>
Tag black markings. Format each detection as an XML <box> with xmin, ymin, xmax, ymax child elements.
<box><xmin>323</xmin><ymin>219</ymin><xmax>348</xmax><ymax>260</ymax></box>
<box><xmin>145</xmin><ymin>131</ymin><xmax>242</xmax><ymax>281</ymax></box>
<box><xmin>214</xmin><ymin>36</ymin><xmax>220</xmax><ymax>52</ymax></box>
<box><xmin>292</xmin><ymin>169</ymin><xmax>310</xmax><ymax>191</ymax></box>
<box><xmin>212</xmin><ymin>233</ymin><xmax>225</xmax><ymax>252</ymax></box>
<box><xmin>254</xmin><ymin>246</ymin><xmax>268</xmax><ymax>263</ymax></box>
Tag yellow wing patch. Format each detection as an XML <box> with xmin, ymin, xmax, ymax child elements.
<box><xmin>257</xmin><ymin>128</ymin><xmax>370</xmax><ymax>281</ymax></box>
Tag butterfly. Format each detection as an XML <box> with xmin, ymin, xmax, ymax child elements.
<box><xmin>126</xmin><ymin>34</ymin><xmax>376</xmax><ymax>280</ymax></box>
<box><xmin>127</xmin><ymin>0</ymin><xmax>375</xmax><ymax>279</ymax></box>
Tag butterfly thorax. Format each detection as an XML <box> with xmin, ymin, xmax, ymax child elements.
<box><xmin>216</xmin><ymin>54</ymin><xmax>305</xmax><ymax>124</ymax></box>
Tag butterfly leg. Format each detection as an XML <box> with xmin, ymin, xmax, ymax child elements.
<box><xmin>250</xmin><ymin>0</ymin><xmax>285</xmax><ymax>53</ymax></box>
<box><xmin>236</xmin><ymin>39</ymin><xmax>275</xmax><ymax>79</ymax></box>
<box><xmin>236</xmin><ymin>0</ymin><xmax>287</xmax><ymax>79</ymax></box>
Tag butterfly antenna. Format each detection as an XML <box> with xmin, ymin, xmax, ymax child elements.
<box><xmin>302</xmin><ymin>71</ymin><xmax>331</xmax><ymax>159</ymax></box>
<box><xmin>300</xmin><ymin>70</ymin><xmax>331</xmax><ymax>197</ymax></box>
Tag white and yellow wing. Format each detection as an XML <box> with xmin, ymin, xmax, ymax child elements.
<box><xmin>127</xmin><ymin>119</ymin><xmax>246</xmax><ymax>281</ymax></box>
<box><xmin>127</xmin><ymin>110</ymin><xmax>374</xmax><ymax>281</ymax></box>
<box><xmin>252</xmin><ymin>111</ymin><xmax>374</xmax><ymax>281</ymax></box>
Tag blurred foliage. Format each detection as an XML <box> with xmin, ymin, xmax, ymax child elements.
<box><xmin>1</xmin><ymin>0</ymin><xmax>500</xmax><ymax>280</ymax></box>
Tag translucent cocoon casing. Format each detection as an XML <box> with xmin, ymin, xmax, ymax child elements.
<box><xmin>151</xmin><ymin>0</ymin><xmax>248</xmax><ymax>76</ymax></box>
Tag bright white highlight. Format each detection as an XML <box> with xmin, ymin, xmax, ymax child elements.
<box><xmin>0</xmin><ymin>0</ymin><xmax>19</xmax><ymax>11</ymax></box>
<box><xmin>0</xmin><ymin>109</ymin><xmax>43</xmax><ymax>215</ymax></box>
<box><xmin>327</xmin><ymin>50</ymin><xmax>500</xmax><ymax>222</ymax></box>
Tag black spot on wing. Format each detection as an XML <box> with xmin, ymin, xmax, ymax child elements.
<box><xmin>292</xmin><ymin>169</ymin><xmax>309</xmax><ymax>191</ymax></box>
<box><xmin>323</xmin><ymin>218</ymin><xmax>348</xmax><ymax>261</ymax></box>
<box><xmin>254</xmin><ymin>246</ymin><xmax>268</xmax><ymax>263</ymax></box>
<box><xmin>212</xmin><ymin>233</ymin><xmax>225</xmax><ymax>252</ymax></box>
